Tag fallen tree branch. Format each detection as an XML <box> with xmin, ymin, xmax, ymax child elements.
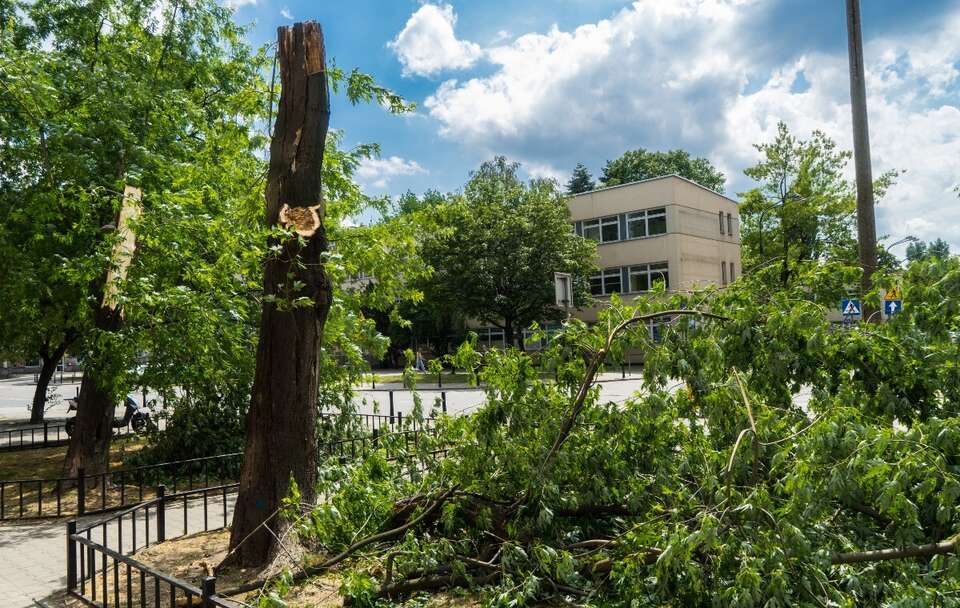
<box><xmin>541</xmin><ymin>309</ymin><xmax>729</xmax><ymax>475</ymax></box>
<box><xmin>831</xmin><ymin>534</ymin><xmax>959</xmax><ymax>565</ymax></box>
<box><xmin>222</xmin><ymin>486</ymin><xmax>458</xmax><ymax>596</ymax></box>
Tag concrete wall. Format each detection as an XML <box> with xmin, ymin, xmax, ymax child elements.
<box><xmin>567</xmin><ymin>175</ymin><xmax>741</xmax><ymax>321</ymax></box>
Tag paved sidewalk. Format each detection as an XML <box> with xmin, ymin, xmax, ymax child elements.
<box><xmin>0</xmin><ymin>493</ymin><xmax>236</xmax><ymax>608</ymax></box>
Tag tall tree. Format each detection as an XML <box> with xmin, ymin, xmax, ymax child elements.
<box><xmin>739</xmin><ymin>123</ymin><xmax>854</xmax><ymax>282</ymax></box>
<box><xmin>419</xmin><ymin>157</ymin><xmax>597</xmax><ymax>348</ymax></box>
<box><xmin>846</xmin><ymin>0</ymin><xmax>879</xmax><ymax>321</ymax></box>
<box><xmin>565</xmin><ymin>163</ymin><xmax>595</xmax><ymax>194</ymax></box>
<box><xmin>0</xmin><ymin>0</ymin><xmax>268</xmax><ymax>475</ymax></box>
<box><xmin>600</xmin><ymin>148</ymin><xmax>725</xmax><ymax>193</ymax></box>
<box><xmin>907</xmin><ymin>238</ymin><xmax>951</xmax><ymax>262</ymax></box>
<box><xmin>224</xmin><ymin>21</ymin><xmax>332</xmax><ymax>568</ymax></box>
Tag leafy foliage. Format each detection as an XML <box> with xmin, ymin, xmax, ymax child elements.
<box><xmin>272</xmin><ymin>255</ymin><xmax>960</xmax><ymax>607</ymax></box>
<box><xmin>416</xmin><ymin>157</ymin><xmax>598</xmax><ymax>348</ymax></box>
<box><xmin>599</xmin><ymin>148</ymin><xmax>726</xmax><ymax>193</ymax></box>
<box><xmin>738</xmin><ymin>122</ymin><xmax>900</xmax><ymax>279</ymax></box>
<box><xmin>907</xmin><ymin>238</ymin><xmax>951</xmax><ymax>263</ymax></box>
<box><xmin>566</xmin><ymin>163</ymin><xmax>595</xmax><ymax>195</ymax></box>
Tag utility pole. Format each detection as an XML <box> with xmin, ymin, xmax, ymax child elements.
<box><xmin>845</xmin><ymin>0</ymin><xmax>878</xmax><ymax>322</ymax></box>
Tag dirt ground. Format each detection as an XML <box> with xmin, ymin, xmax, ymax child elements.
<box><xmin>126</xmin><ymin>530</ymin><xmax>481</xmax><ymax>607</ymax></box>
<box><xmin>0</xmin><ymin>438</ymin><xmax>147</xmax><ymax>518</ymax></box>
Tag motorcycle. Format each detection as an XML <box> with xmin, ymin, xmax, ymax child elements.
<box><xmin>65</xmin><ymin>396</ymin><xmax>152</xmax><ymax>436</ymax></box>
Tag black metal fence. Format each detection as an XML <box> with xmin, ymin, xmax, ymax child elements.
<box><xmin>0</xmin><ymin>452</ymin><xmax>242</xmax><ymax>521</ymax></box>
<box><xmin>0</xmin><ymin>421</ymin><xmax>135</xmax><ymax>453</ymax></box>
<box><xmin>67</xmin><ymin>483</ymin><xmax>241</xmax><ymax>607</ymax></box>
<box><xmin>63</xmin><ymin>423</ymin><xmax>449</xmax><ymax>607</ymax></box>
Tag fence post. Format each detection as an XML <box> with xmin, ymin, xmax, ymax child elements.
<box><xmin>43</xmin><ymin>421</ymin><xmax>49</xmax><ymax>447</ymax></box>
<box><xmin>77</xmin><ymin>468</ymin><xmax>86</xmax><ymax>516</ymax></box>
<box><xmin>201</xmin><ymin>576</ymin><xmax>216</xmax><ymax>607</ymax></box>
<box><xmin>372</xmin><ymin>428</ymin><xmax>379</xmax><ymax>449</ymax></box>
<box><xmin>442</xmin><ymin>391</ymin><xmax>447</xmax><ymax>414</ymax></box>
<box><xmin>156</xmin><ymin>485</ymin><xmax>167</xmax><ymax>542</ymax></box>
<box><xmin>397</xmin><ymin>411</ymin><xmax>403</xmax><ymax>429</ymax></box>
<box><xmin>389</xmin><ymin>391</ymin><xmax>395</xmax><ymax>424</ymax></box>
<box><xmin>66</xmin><ymin>520</ymin><xmax>77</xmax><ymax>589</ymax></box>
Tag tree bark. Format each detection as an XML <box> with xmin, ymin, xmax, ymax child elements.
<box><xmin>845</xmin><ymin>0</ymin><xmax>878</xmax><ymax>322</ymax></box>
<box><xmin>62</xmin><ymin>186</ymin><xmax>141</xmax><ymax>479</ymax></box>
<box><xmin>222</xmin><ymin>21</ymin><xmax>331</xmax><ymax>569</ymax></box>
<box><xmin>62</xmin><ymin>306</ymin><xmax>122</xmax><ymax>478</ymax></box>
<box><xmin>30</xmin><ymin>343</ymin><xmax>68</xmax><ymax>424</ymax></box>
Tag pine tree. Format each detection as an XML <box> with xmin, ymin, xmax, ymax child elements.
<box><xmin>566</xmin><ymin>163</ymin><xmax>595</xmax><ymax>194</ymax></box>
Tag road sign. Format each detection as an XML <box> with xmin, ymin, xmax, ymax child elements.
<box><xmin>884</xmin><ymin>299</ymin><xmax>902</xmax><ymax>316</ymax></box>
<box><xmin>884</xmin><ymin>286</ymin><xmax>902</xmax><ymax>301</ymax></box>
<box><xmin>841</xmin><ymin>298</ymin><xmax>862</xmax><ymax>317</ymax></box>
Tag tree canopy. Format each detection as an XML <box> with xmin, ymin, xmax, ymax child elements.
<box><xmin>417</xmin><ymin>157</ymin><xmax>597</xmax><ymax>348</ymax></box>
<box><xmin>600</xmin><ymin>148</ymin><xmax>726</xmax><ymax>193</ymax></box>
<box><xmin>907</xmin><ymin>238</ymin><xmax>951</xmax><ymax>263</ymax></box>
<box><xmin>245</xmin><ymin>251</ymin><xmax>960</xmax><ymax>607</ymax></box>
<box><xmin>738</xmin><ymin>122</ymin><xmax>898</xmax><ymax>281</ymax></box>
<box><xmin>566</xmin><ymin>163</ymin><xmax>595</xmax><ymax>194</ymax></box>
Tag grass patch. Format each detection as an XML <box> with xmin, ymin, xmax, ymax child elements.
<box><xmin>0</xmin><ymin>437</ymin><xmax>148</xmax><ymax>519</ymax></box>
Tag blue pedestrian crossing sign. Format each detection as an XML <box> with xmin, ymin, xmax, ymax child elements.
<box><xmin>841</xmin><ymin>298</ymin><xmax>862</xmax><ymax>317</ymax></box>
<box><xmin>884</xmin><ymin>299</ymin><xmax>902</xmax><ymax>316</ymax></box>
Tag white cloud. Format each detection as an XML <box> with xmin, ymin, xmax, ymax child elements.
<box><xmin>524</xmin><ymin>161</ymin><xmax>567</xmax><ymax>183</ymax></box>
<box><xmin>420</xmin><ymin>0</ymin><xmax>960</xmax><ymax>250</ymax></box>
<box><xmin>280</xmin><ymin>7</ymin><xmax>293</xmax><ymax>20</ymax></box>
<box><xmin>356</xmin><ymin>156</ymin><xmax>427</xmax><ymax>190</ymax></box>
<box><xmin>388</xmin><ymin>3</ymin><xmax>483</xmax><ymax>77</ymax></box>
<box><xmin>224</xmin><ymin>0</ymin><xmax>256</xmax><ymax>9</ymax></box>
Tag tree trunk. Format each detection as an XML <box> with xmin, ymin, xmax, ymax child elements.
<box><xmin>223</xmin><ymin>21</ymin><xmax>331</xmax><ymax>569</ymax></box>
<box><xmin>30</xmin><ymin>346</ymin><xmax>66</xmax><ymax>424</ymax></box>
<box><xmin>503</xmin><ymin>319</ymin><xmax>515</xmax><ymax>350</ymax></box>
<box><xmin>62</xmin><ymin>307</ymin><xmax>122</xmax><ymax>478</ymax></box>
<box><xmin>845</xmin><ymin>0</ymin><xmax>878</xmax><ymax>322</ymax></box>
<box><xmin>62</xmin><ymin>186</ymin><xmax>141</xmax><ymax>479</ymax></box>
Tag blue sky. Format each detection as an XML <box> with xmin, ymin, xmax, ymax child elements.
<box><xmin>230</xmin><ymin>0</ymin><xmax>960</xmax><ymax>253</ymax></box>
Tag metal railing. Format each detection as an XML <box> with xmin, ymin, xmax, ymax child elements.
<box><xmin>63</xmin><ymin>423</ymin><xmax>449</xmax><ymax>608</ymax></box>
<box><xmin>0</xmin><ymin>452</ymin><xmax>242</xmax><ymax>521</ymax></box>
<box><xmin>0</xmin><ymin>421</ymin><xmax>135</xmax><ymax>453</ymax></box>
<box><xmin>67</xmin><ymin>483</ymin><xmax>241</xmax><ymax>607</ymax></box>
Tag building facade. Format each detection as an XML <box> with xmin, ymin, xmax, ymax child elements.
<box><xmin>567</xmin><ymin>175</ymin><xmax>740</xmax><ymax>322</ymax></box>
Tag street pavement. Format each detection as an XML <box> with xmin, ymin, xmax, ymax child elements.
<box><xmin>0</xmin><ymin>492</ymin><xmax>236</xmax><ymax>608</ymax></box>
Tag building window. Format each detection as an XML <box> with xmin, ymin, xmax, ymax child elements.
<box><xmin>721</xmin><ymin>261</ymin><xmax>727</xmax><ymax>286</ymax></box>
<box><xmin>719</xmin><ymin>210</ymin><xmax>725</xmax><ymax>234</ymax></box>
<box><xmin>600</xmin><ymin>215</ymin><xmax>619</xmax><ymax>242</ymax></box>
<box><xmin>626</xmin><ymin>207</ymin><xmax>666</xmax><ymax>239</ymax></box>
<box><xmin>582</xmin><ymin>219</ymin><xmax>601</xmax><ymax>242</ymax></box>
<box><xmin>727</xmin><ymin>213</ymin><xmax>733</xmax><ymax>236</ymax></box>
<box><xmin>476</xmin><ymin>327</ymin><xmax>505</xmax><ymax>348</ymax></box>
<box><xmin>729</xmin><ymin>262</ymin><xmax>735</xmax><ymax>282</ymax></box>
<box><xmin>590</xmin><ymin>269</ymin><xmax>623</xmax><ymax>296</ymax></box>
<box><xmin>628</xmin><ymin>262</ymin><xmax>669</xmax><ymax>292</ymax></box>
<box><xmin>648</xmin><ymin>208</ymin><xmax>667</xmax><ymax>235</ymax></box>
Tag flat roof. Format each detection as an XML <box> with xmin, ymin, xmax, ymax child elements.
<box><xmin>567</xmin><ymin>173</ymin><xmax>739</xmax><ymax>205</ymax></box>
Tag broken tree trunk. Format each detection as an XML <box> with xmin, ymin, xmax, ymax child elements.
<box><xmin>222</xmin><ymin>21</ymin><xmax>332</xmax><ymax>569</ymax></box>
<box><xmin>62</xmin><ymin>186</ymin><xmax>142</xmax><ymax>479</ymax></box>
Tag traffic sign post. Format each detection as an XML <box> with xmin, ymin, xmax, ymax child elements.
<box><xmin>841</xmin><ymin>298</ymin><xmax>862</xmax><ymax>318</ymax></box>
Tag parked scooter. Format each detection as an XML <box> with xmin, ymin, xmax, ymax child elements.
<box><xmin>64</xmin><ymin>396</ymin><xmax>152</xmax><ymax>436</ymax></box>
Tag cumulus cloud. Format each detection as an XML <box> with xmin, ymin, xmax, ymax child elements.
<box><xmin>280</xmin><ymin>7</ymin><xmax>293</xmax><ymax>20</ymax></box>
<box><xmin>223</xmin><ymin>0</ymin><xmax>256</xmax><ymax>9</ymax></box>
<box><xmin>416</xmin><ymin>0</ymin><xmax>960</xmax><ymax>250</ymax></box>
<box><xmin>356</xmin><ymin>156</ymin><xmax>427</xmax><ymax>189</ymax></box>
<box><xmin>388</xmin><ymin>3</ymin><xmax>483</xmax><ymax>77</ymax></box>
